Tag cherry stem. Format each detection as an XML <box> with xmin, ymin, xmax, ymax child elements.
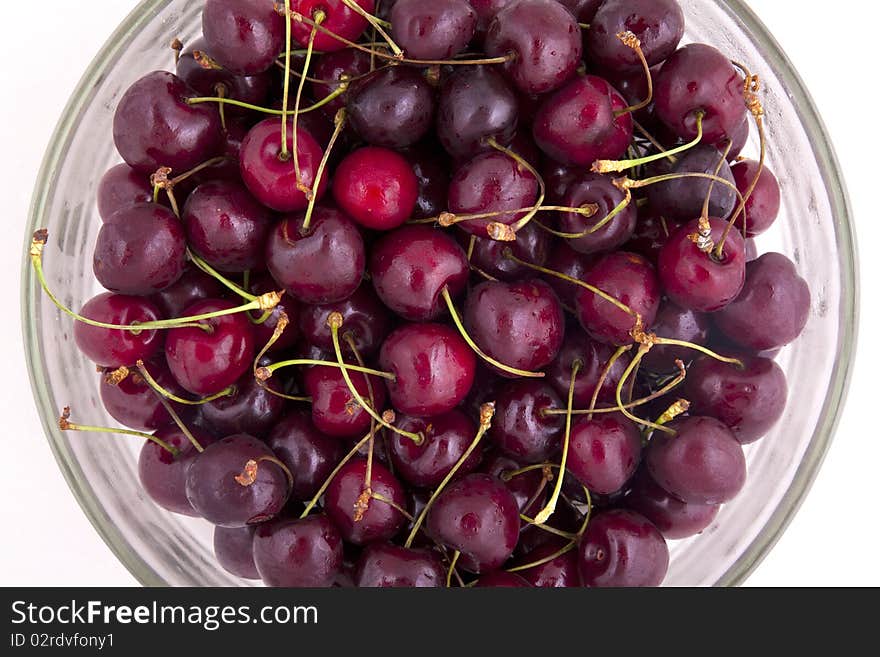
<box><xmin>614</xmin><ymin>31</ymin><xmax>653</xmax><ymax>117</ymax></box>
<box><xmin>446</xmin><ymin>551</ymin><xmax>461</xmax><ymax>588</ymax></box>
<box><xmin>652</xmin><ymin>337</ymin><xmax>744</xmax><ymax>368</ymax></box>
<box><xmin>655</xmin><ymin>398</ymin><xmax>691</xmax><ymax>427</ymax></box>
<box><xmin>506</xmin><ymin>540</ymin><xmax>576</xmax><ymax>574</ymax></box>
<box><xmin>302</xmin><ymin>108</ymin><xmax>346</xmax><ymax>233</ymax></box>
<box><xmin>534</xmin><ymin>187</ymin><xmax>632</xmax><ymax>239</ymax></box>
<box><xmin>594</xmin><ymin>111</ymin><xmax>704</xmax><ymax>174</ymax></box>
<box><xmin>171</xmin><ymin>38</ymin><xmax>183</xmax><ymax>65</ymax></box>
<box><xmin>152</xmin><ymin>392</ymin><xmax>205</xmax><ymax>453</ymax></box>
<box><xmin>614</xmin><ymin>344</ymin><xmax>676</xmax><ymax>435</ymax></box>
<box><xmin>186</xmin><ymin>86</ymin><xmax>346</xmax><ymax>116</ymax></box>
<box><xmin>214</xmin><ymin>83</ymin><xmax>228</xmax><ymax>131</ymax></box>
<box><xmin>340</xmin><ymin>0</ymin><xmax>402</xmax><ymax>56</ymax></box>
<box><xmin>588</xmin><ymin>345</ymin><xmax>631</xmax><ymax>420</ymax></box>
<box><xmin>292</xmin><ymin>10</ymin><xmax>326</xmax><ymax>181</ymax></box>
<box><xmin>622</xmin><ymin>172</ymin><xmax>745</xmax><ymax>209</ymax></box>
<box><xmin>633</xmin><ymin>119</ymin><xmax>676</xmax><ymax>163</ymax></box>
<box><xmin>250</xmin><ymin>312</ymin><xmax>313</xmax><ymax>403</ymax></box>
<box><xmin>188</xmin><ymin>250</ymin><xmax>257</xmax><ymax>302</ymax></box>
<box><xmin>701</xmin><ymin>140</ymin><xmax>734</xmax><ymax>220</ymax></box>
<box><xmin>257</xmin><ymin>358</ymin><xmax>394</xmax><ymax>381</ymax></box>
<box><xmin>441</xmin><ymin>287</ymin><xmax>545</xmax><ymax>379</ymax></box>
<box><xmin>410</xmin><ymin>203</ymin><xmax>598</xmax><ymax>228</ymax></box>
<box><xmin>485</xmin><ymin>137</ymin><xmax>546</xmax><ymax>239</ymax></box>
<box><xmin>280</xmin><ymin>0</ymin><xmax>294</xmax><ymax>160</ymax></box>
<box><xmin>404</xmin><ymin>402</ymin><xmax>495</xmax><ymax>548</ymax></box>
<box><xmin>58</xmin><ymin>407</ymin><xmax>180</xmax><ymax>457</ymax></box>
<box><xmin>369</xmin><ymin>491</ymin><xmax>413</xmax><ymax>521</ymax></box>
<box><xmin>346</xmin><ymin>332</ymin><xmax>378</xmax><ymax>521</ymax></box>
<box><xmin>135</xmin><ymin>359</ymin><xmax>233</xmax><ymax>406</ymax></box>
<box><xmin>503</xmin><ymin>463</ymin><xmax>591</xmax><ymax>539</ymax></box>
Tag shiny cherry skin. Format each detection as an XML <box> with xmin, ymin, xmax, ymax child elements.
<box><xmin>658</xmin><ymin>217</ymin><xmax>746</xmax><ymax>312</ymax></box>
<box><xmin>94</xmin><ymin>203</ymin><xmax>187</xmax><ymax>295</ymax></box>
<box><xmin>641</xmin><ymin>301</ymin><xmax>711</xmax><ymax>373</ymax></box>
<box><xmin>202</xmin><ymin>0</ymin><xmax>285</xmax><ymax>74</ymax></box>
<box><xmin>303</xmin><ymin>364</ymin><xmax>388</xmax><ymax>438</ymax></box>
<box><xmin>714</xmin><ymin>252</ymin><xmax>810</xmax><ymax>351</ymax></box>
<box><xmin>311</xmin><ymin>48</ymin><xmax>372</xmax><ymax>116</ymax></box>
<box><xmin>647</xmin><ymin>415</ymin><xmax>746</xmax><ymax>504</ymax></box>
<box><xmin>97</xmin><ymin>164</ymin><xmax>154</xmax><ymax>221</ymax></box>
<box><xmin>355</xmin><ymin>543</ymin><xmax>445</xmax><ymax>587</ymax></box>
<box><xmin>558</xmin><ymin>172</ymin><xmax>638</xmax><ymax>254</ymax></box>
<box><xmin>541</xmin><ymin>241</ymin><xmax>596</xmax><ymax>308</ymax></box>
<box><xmin>391</xmin><ymin>0</ymin><xmax>477</xmax><ymax>60</ymax></box>
<box><xmin>576</xmin><ymin>251</ymin><xmax>661</xmax><ymax>345</ymax></box>
<box><xmin>647</xmin><ymin>145</ymin><xmax>737</xmax><ymax>222</ymax></box>
<box><xmin>290</xmin><ymin>0</ymin><xmax>374</xmax><ymax>52</ymax></box>
<box><xmin>248</xmin><ymin>272</ymin><xmax>301</xmax><ymax>353</ymax></box>
<box><xmin>654</xmin><ymin>43</ymin><xmax>747</xmax><ymax>143</ymax></box>
<box><xmin>731</xmin><ymin>159</ymin><xmax>781</xmax><ymax>236</ymax></box>
<box><xmin>547</xmin><ymin>327</ymin><xmax>633</xmax><ymax>406</ymax></box>
<box><xmin>151</xmin><ymin>264</ymin><xmax>223</xmax><ymax>318</ymax></box>
<box><xmin>625</xmin><ymin>468</ymin><xmax>720</xmax><ymax>540</ymax></box>
<box><xmin>201</xmin><ymin>374</ymin><xmax>286</xmax><ymax>438</ymax></box>
<box><xmin>490</xmin><ymin>380</ymin><xmax>563</xmax><ymax>463</ymax></box>
<box><xmin>468</xmin><ymin>221</ymin><xmax>550</xmax><ymax>282</ymax></box>
<box><xmin>685</xmin><ymin>355</ymin><xmax>787</xmax><ymax>445</ymax></box>
<box><xmin>267</xmin><ymin>410</ymin><xmax>344</xmax><ymax>500</ymax></box>
<box><xmin>370</xmin><ymin>225</ymin><xmax>469</xmax><ymax>321</ymax></box>
<box><xmin>390</xmin><ymin>410</ymin><xmax>481</xmax><ymax>488</ymax></box>
<box><xmin>113</xmin><ymin>71</ymin><xmax>222</xmax><ymax>173</ymax></box>
<box><xmin>332</xmin><ymin>147</ymin><xmax>419</xmax><ymax>230</ymax></box>
<box><xmin>266</xmin><ymin>208</ymin><xmax>366</xmax><ymax>304</ymax></box>
<box><xmin>533</xmin><ymin>75</ymin><xmax>633</xmax><ymax>167</ymax></box>
<box><xmin>484</xmin><ymin>0</ymin><xmax>583</xmax><ymax>95</ymax></box>
<box><xmin>74</xmin><ymin>293</ymin><xmax>163</xmax><ymax>368</ymax></box>
<box><xmin>100</xmin><ymin>360</ymin><xmax>189</xmax><ymax>431</ymax></box>
<box><xmin>299</xmin><ymin>283</ymin><xmax>391</xmax><ymax>357</ymax></box>
<box><xmin>476</xmin><ymin>571</ymin><xmax>532</xmax><ymax>587</ymax></box>
<box><xmin>185</xmin><ymin>434</ymin><xmax>290</xmax><ymax>527</ymax></box>
<box><xmin>465</xmin><ymin>279</ymin><xmax>565</xmax><ymax>375</ymax></box>
<box><xmin>239</xmin><ymin>118</ymin><xmax>327</xmax><ymax>212</ymax></box>
<box><xmin>403</xmin><ymin>144</ymin><xmax>451</xmax><ymax>220</ymax></box>
<box><xmin>214</xmin><ymin>525</ymin><xmax>260</xmax><ymax>579</ymax></box>
<box><xmin>426</xmin><ymin>472</ymin><xmax>521</xmax><ymax>573</ymax></box>
<box><xmin>138</xmin><ymin>425</ymin><xmax>215</xmax><ymax>517</ymax></box>
<box><xmin>253</xmin><ymin>514</ymin><xmax>343</xmax><ymax>587</ymax></box>
<box><xmin>164</xmin><ymin>298</ymin><xmax>255</xmax><ymax>396</ymax></box>
<box><xmin>513</xmin><ymin>537</ymin><xmax>581</xmax><ymax>587</ymax></box>
<box><xmin>325</xmin><ymin>458</ymin><xmax>407</xmax><ymax>545</ymax></box>
<box><xmin>567</xmin><ymin>415</ymin><xmax>641</xmax><ymax>495</ymax></box>
<box><xmin>578</xmin><ymin>509</ymin><xmax>669</xmax><ymax>587</ymax></box>
<box><xmin>587</xmin><ymin>0</ymin><xmax>684</xmax><ymax>74</ymax></box>
<box><xmin>447</xmin><ymin>151</ymin><xmax>539</xmax><ymax>238</ymax></box>
<box><xmin>379</xmin><ymin>323</ymin><xmax>476</xmax><ymax>417</ymax></box>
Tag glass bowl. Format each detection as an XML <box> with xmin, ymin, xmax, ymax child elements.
<box><xmin>22</xmin><ymin>0</ymin><xmax>858</xmax><ymax>586</ymax></box>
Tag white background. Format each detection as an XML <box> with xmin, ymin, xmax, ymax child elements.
<box><xmin>0</xmin><ymin>0</ymin><xmax>875</xmax><ymax>586</ymax></box>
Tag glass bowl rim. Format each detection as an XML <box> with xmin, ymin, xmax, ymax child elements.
<box><xmin>21</xmin><ymin>0</ymin><xmax>859</xmax><ymax>587</ymax></box>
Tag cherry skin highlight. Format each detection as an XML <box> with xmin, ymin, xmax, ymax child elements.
<box><xmin>567</xmin><ymin>415</ymin><xmax>642</xmax><ymax>495</ymax></box>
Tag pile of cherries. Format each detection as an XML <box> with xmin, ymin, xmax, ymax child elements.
<box><xmin>34</xmin><ymin>0</ymin><xmax>811</xmax><ymax>587</ymax></box>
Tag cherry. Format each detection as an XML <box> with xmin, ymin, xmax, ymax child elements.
<box><xmin>556</xmin><ymin>0</ymin><xmax>602</xmax><ymax>22</ymax></box>
<box><xmin>464</xmin><ymin>279</ymin><xmax>565</xmax><ymax>375</ymax></box>
<box><xmin>641</xmin><ymin>301</ymin><xmax>711</xmax><ymax>373</ymax></box>
<box><xmin>468</xmin><ymin>0</ymin><xmax>514</xmax><ymax>36</ymax></box>
<box><xmin>390</xmin><ymin>410</ymin><xmax>482</xmax><ymax>488</ymax></box>
<box><xmin>576</xmin><ymin>251</ymin><xmax>661</xmax><ymax>346</ymax></box>
<box><xmin>94</xmin><ymin>203</ymin><xmax>187</xmax><ymax>295</ymax></box>
<box><xmin>484</xmin><ymin>0</ymin><xmax>583</xmax><ymax>95</ymax></box>
<box><xmin>214</xmin><ymin>525</ymin><xmax>260</xmax><ymax>579</ymax></box>
<box><xmin>475</xmin><ymin>570</ymin><xmax>532</xmax><ymax>587</ymax></box>
<box><xmin>391</xmin><ymin>0</ymin><xmax>477</xmax><ymax>60</ymax></box>
<box><xmin>587</xmin><ymin>0</ymin><xmax>685</xmax><ymax>74</ymax></box>
<box><xmin>138</xmin><ymin>425</ymin><xmax>215</xmax><ymax>516</ymax></box>
<box><xmin>302</xmin><ymin>364</ymin><xmax>388</xmax><ymax>437</ymax></box>
<box><xmin>290</xmin><ymin>0</ymin><xmax>374</xmax><ymax>52</ymax></box>
<box><xmin>299</xmin><ymin>283</ymin><xmax>391</xmax><ymax>357</ymax></box>
<box><xmin>265</xmin><ymin>208</ymin><xmax>366</xmax><ymax>304</ymax></box>
<box><xmin>74</xmin><ymin>293</ymin><xmax>163</xmax><ymax>368</ymax></box>
<box><xmin>239</xmin><ymin>117</ymin><xmax>327</xmax><ymax>212</ymax></box>
<box><xmin>483</xmin><ymin>452</ymin><xmax>546</xmax><ymax>517</ymax></box>
<box><xmin>425</xmin><ymin>472</ymin><xmax>521</xmax><ymax>573</ymax></box>
<box><xmin>468</xmin><ymin>221</ymin><xmax>550</xmax><ymax>282</ymax></box>
<box><xmin>332</xmin><ymin>147</ymin><xmax>419</xmax><ymax>230</ymax></box>
<box><xmin>355</xmin><ymin>543</ymin><xmax>445</xmax><ymax>587</ymax></box>
<box><xmin>347</xmin><ymin>66</ymin><xmax>435</xmax><ymax>148</ymax></box>
<box><xmin>533</xmin><ymin>75</ymin><xmax>633</xmax><ymax>167</ymax></box>
<box><xmin>490</xmin><ymin>380</ymin><xmax>563</xmax><ymax>463</ymax></box>
<box><xmin>541</xmin><ymin>241</ymin><xmax>596</xmax><ymax>308</ymax></box>
<box><xmin>164</xmin><ymin>298</ymin><xmax>255</xmax><ymax>396</ymax></box>
<box><xmin>267</xmin><ymin>410</ymin><xmax>344</xmax><ymax>500</ymax></box>
<box><xmin>185</xmin><ymin>434</ymin><xmax>290</xmax><ymax>526</ymax></box>
<box><xmin>151</xmin><ymin>264</ymin><xmax>223</xmax><ymax>318</ymax></box>
<box><xmin>253</xmin><ymin>514</ymin><xmax>343</xmax><ymax>586</ymax></box>
<box><xmin>714</xmin><ymin>253</ymin><xmax>810</xmax><ymax>351</ymax></box>
<box><xmin>312</xmin><ymin>48</ymin><xmax>372</xmax><ymax>116</ymax></box>
<box><xmin>100</xmin><ymin>360</ymin><xmax>189</xmax><ymax>431</ymax></box>
<box><xmin>558</xmin><ymin>173</ymin><xmax>638</xmax><ymax>254</ymax></box>
<box><xmin>436</xmin><ymin>65</ymin><xmax>518</xmax><ymax>160</ymax></box>
<box><xmin>97</xmin><ymin>164</ymin><xmax>154</xmax><ymax>221</ymax></box>
<box><xmin>547</xmin><ymin>327</ymin><xmax>633</xmax><ymax>406</ymax></box>
<box><xmin>567</xmin><ymin>415</ymin><xmax>641</xmax><ymax>495</ymax></box>
<box><xmin>202</xmin><ymin>0</ymin><xmax>285</xmax><ymax>74</ymax></box>
<box><xmin>685</xmin><ymin>355</ymin><xmax>787</xmax><ymax>445</ymax></box>
<box><xmin>578</xmin><ymin>509</ymin><xmax>669</xmax><ymax>587</ymax></box>
<box><xmin>654</xmin><ymin>43</ymin><xmax>746</xmax><ymax>143</ymax></box>
<box><xmin>657</xmin><ymin>217</ymin><xmax>746</xmax><ymax>312</ymax></box>
<box><xmin>403</xmin><ymin>144</ymin><xmax>451</xmax><ymax>220</ymax></box>
<box><xmin>624</xmin><ymin>212</ymin><xmax>673</xmax><ymax>263</ymax></box>
<box><xmin>447</xmin><ymin>151</ymin><xmax>539</xmax><ymax>238</ymax></box>
<box><xmin>248</xmin><ymin>272</ymin><xmax>301</xmax><ymax>352</ymax></box>
<box><xmin>379</xmin><ymin>323</ymin><xmax>476</xmax><ymax>417</ymax></box>
<box><xmin>646</xmin><ymin>415</ymin><xmax>746</xmax><ymax>504</ymax></box>
<box><xmin>370</xmin><ymin>225</ymin><xmax>469</xmax><ymax>321</ymax></box>
<box><xmin>201</xmin><ymin>373</ymin><xmax>286</xmax><ymax>438</ymax></box>
<box><xmin>731</xmin><ymin>160</ymin><xmax>781</xmax><ymax>236</ymax></box>
<box><xmin>647</xmin><ymin>145</ymin><xmax>737</xmax><ymax>222</ymax></box>
<box><xmin>324</xmin><ymin>458</ymin><xmax>407</xmax><ymax>545</ymax></box>
<box><xmin>625</xmin><ymin>468</ymin><xmax>720</xmax><ymax>541</ymax></box>
<box><xmin>513</xmin><ymin>537</ymin><xmax>580</xmax><ymax>587</ymax></box>
<box><xmin>183</xmin><ymin>180</ymin><xmax>274</xmax><ymax>273</ymax></box>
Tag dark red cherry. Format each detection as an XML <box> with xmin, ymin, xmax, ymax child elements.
<box><xmin>685</xmin><ymin>355</ymin><xmax>787</xmax><ymax>445</ymax></box>
<box><xmin>268</xmin><ymin>411</ymin><xmax>344</xmax><ymax>500</ymax></box>
<box><xmin>714</xmin><ymin>253</ymin><xmax>810</xmax><ymax>351</ymax></box>
<box><xmin>647</xmin><ymin>145</ymin><xmax>737</xmax><ymax>222</ymax></box>
<box><xmin>641</xmin><ymin>301</ymin><xmax>711</xmax><ymax>373</ymax></box>
<box><xmin>151</xmin><ymin>263</ymin><xmax>223</xmax><ymax>318</ymax></box>
<box><xmin>370</xmin><ymin>225</ymin><xmax>469</xmax><ymax>321</ymax></box>
<box><xmin>391</xmin><ymin>0</ymin><xmax>477</xmax><ymax>60</ymax></box>
<box><xmin>97</xmin><ymin>164</ymin><xmax>154</xmax><ymax>221</ymax></box>
<box><xmin>113</xmin><ymin>71</ymin><xmax>222</xmax><ymax>173</ymax></box>
<box><xmin>542</xmin><ymin>241</ymin><xmax>596</xmax><ymax>307</ymax></box>
<box><xmin>290</xmin><ymin>0</ymin><xmax>374</xmax><ymax>52</ymax></box>
<box><xmin>202</xmin><ymin>0</ymin><xmax>285</xmax><ymax>74</ymax></box>
<box><xmin>426</xmin><ymin>472</ymin><xmax>521</xmax><ymax>573</ymax></box>
<box><xmin>578</xmin><ymin>509</ymin><xmax>669</xmax><ymax>587</ymax></box>
<box><xmin>100</xmin><ymin>360</ymin><xmax>189</xmax><ymax>431</ymax></box>
<box><xmin>484</xmin><ymin>0</ymin><xmax>583</xmax><ymax>95</ymax></box>
<box><xmin>355</xmin><ymin>543</ymin><xmax>445</xmax><ymax>587</ymax></box>
<box><xmin>214</xmin><ymin>525</ymin><xmax>260</xmax><ymax>579</ymax></box>
<box><xmin>201</xmin><ymin>373</ymin><xmax>286</xmax><ymax>438</ymax></box>
<box><xmin>647</xmin><ymin>415</ymin><xmax>746</xmax><ymax>504</ymax></box>
<box><xmin>311</xmin><ymin>48</ymin><xmax>372</xmax><ymax>116</ymax></box>
<box><xmin>567</xmin><ymin>415</ymin><xmax>641</xmax><ymax>495</ymax></box>
<box><xmin>731</xmin><ymin>160</ymin><xmax>781</xmax><ymax>236</ymax></box>
<box><xmin>547</xmin><ymin>327</ymin><xmax>633</xmax><ymax>406</ymax></box>
<box><xmin>239</xmin><ymin>117</ymin><xmax>327</xmax><ymax>212</ymax></box>
<box><xmin>490</xmin><ymin>380</ymin><xmax>563</xmax><ymax>463</ymax></box>
<box><xmin>303</xmin><ymin>364</ymin><xmax>388</xmax><ymax>438</ymax></box>
<box><xmin>576</xmin><ymin>251</ymin><xmax>661</xmax><ymax>346</ymax></box>
<box><xmin>185</xmin><ymin>434</ymin><xmax>290</xmax><ymax>527</ymax></box>
<box><xmin>658</xmin><ymin>217</ymin><xmax>746</xmax><ymax>312</ymax></box>
<box><xmin>403</xmin><ymin>144</ymin><xmax>451</xmax><ymax>220</ymax></box>
<box><xmin>379</xmin><ymin>323</ymin><xmax>476</xmax><ymax>417</ymax></box>
<box><xmin>625</xmin><ymin>468</ymin><xmax>720</xmax><ymax>540</ymax></box>
<box><xmin>266</xmin><ymin>208</ymin><xmax>366</xmax><ymax>304</ymax></box>
<box><xmin>483</xmin><ymin>452</ymin><xmax>546</xmax><ymax>517</ymax></box>
<box><xmin>513</xmin><ymin>537</ymin><xmax>581</xmax><ymax>587</ymax></box>
<box><xmin>74</xmin><ymin>293</ymin><xmax>162</xmax><ymax>368</ymax></box>
<box><xmin>248</xmin><ymin>272</ymin><xmax>301</xmax><ymax>353</ymax></box>
<box><xmin>325</xmin><ymin>458</ymin><xmax>407</xmax><ymax>545</ymax></box>
<box><xmin>253</xmin><ymin>514</ymin><xmax>343</xmax><ymax>586</ymax></box>
<box><xmin>164</xmin><ymin>298</ymin><xmax>255</xmax><ymax>396</ymax></box>
<box><xmin>299</xmin><ymin>283</ymin><xmax>391</xmax><ymax>357</ymax></box>
<box><xmin>138</xmin><ymin>425</ymin><xmax>215</xmax><ymax>517</ymax></box>
<box><xmin>625</xmin><ymin>212</ymin><xmax>674</xmax><ymax>263</ymax></box>
<box><xmin>558</xmin><ymin>172</ymin><xmax>638</xmax><ymax>254</ymax></box>
<box><xmin>475</xmin><ymin>571</ymin><xmax>532</xmax><ymax>587</ymax></box>
<box><xmin>468</xmin><ymin>221</ymin><xmax>550</xmax><ymax>282</ymax></box>
<box><xmin>390</xmin><ymin>410</ymin><xmax>481</xmax><ymax>488</ymax></box>
<box><xmin>93</xmin><ymin>203</ymin><xmax>187</xmax><ymax>295</ymax></box>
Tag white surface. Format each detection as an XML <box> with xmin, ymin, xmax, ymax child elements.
<box><xmin>0</xmin><ymin>0</ymin><xmax>875</xmax><ymax>587</ymax></box>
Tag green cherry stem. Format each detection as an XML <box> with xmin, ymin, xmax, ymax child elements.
<box><xmin>485</xmin><ymin>137</ymin><xmax>546</xmax><ymax>240</ymax></box>
<box><xmin>134</xmin><ymin>359</ymin><xmax>234</xmax><ymax>406</ymax></box>
<box><xmin>506</xmin><ymin>541</ymin><xmax>576</xmax><ymax>574</ymax></box>
<box><xmin>58</xmin><ymin>407</ymin><xmax>180</xmax><ymax>457</ymax></box>
<box><xmin>186</xmin><ymin>86</ymin><xmax>347</xmax><ymax>116</ymax></box>
<box><xmin>614</xmin><ymin>344</ymin><xmax>676</xmax><ymax>435</ymax></box>
<box><xmin>593</xmin><ymin>110</ymin><xmax>704</xmax><ymax>174</ymax></box>
<box><xmin>613</xmin><ymin>31</ymin><xmax>653</xmax><ymax>117</ymax></box>
<box><xmin>340</xmin><ymin>0</ymin><xmax>402</xmax><ymax>56</ymax></box>
<box><xmin>302</xmin><ymin>108</ymin><xmax>346</xmax><ymax>233</ymax></box>
<box><xmin>188</xmin><ymin>250</ymin><xmax>257</xmax><ymax>302</ymax></box>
